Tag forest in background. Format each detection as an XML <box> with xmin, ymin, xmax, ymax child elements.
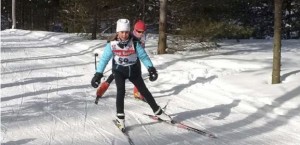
<box><xmin>1</xmin><ymin>0</ymin><xmax>300</xmax><ymax>40</ymax></box>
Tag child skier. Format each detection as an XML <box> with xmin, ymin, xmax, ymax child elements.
<box><xmin>96</xmin><ymin>20</ymin><xmax>147</xmax><ymax>101</ymax></box>
<box><xmin>91</xmin><ymin>19</ymin><xmax>171</xmax><ymax>131</ymax></box>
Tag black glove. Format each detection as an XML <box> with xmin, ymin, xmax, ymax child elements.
<box><xmin>91</xmin><ymin>73</ymin><xmax>103</xmax><ymax>88</ymax></box>
<box><xmin>148</xmin><ymin>67</ymin><xmax>158</xmax><ymax>82</ymax></box>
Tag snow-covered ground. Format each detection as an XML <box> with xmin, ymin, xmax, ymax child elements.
<box><xmin>1</xmin><ymin>29</ymin><xmax>300</xmax><ymax>145</ymax></box>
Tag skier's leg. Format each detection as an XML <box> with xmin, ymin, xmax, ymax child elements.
<box><xmin>114</xmin><ymin>72</ymin><xmax>126</xmax><ymax>117</ymax></box>
<box><xmin>96</xmin><ymin>82</ymin><xmax>110</xmax><ymax>98</ymax></box>
<box><xmin>129</xmin><ymin>76</ymin><xmax>159</xmax><ymax>112</ymax></box>
<box><xmin>129</xmin><ymin>76</ymin><xmax>171</xmax><ymax>121</ymax></box>
<box><xmin>106</xmin><ymin>73</ymin><xmax>115</xmax><ymax>84</ymax></box>
<box><xmin>133</xmin><ymin>60</ymin><xmax>144</xmax><ymax>100</ymax></box>
<box><xmin>114</xmin><ymin>72</ymin><xmax>126</xmax><ymax>130</ymax></box>
<box><xmin>133</xmin><ymin>85</ymin><xmax>144</xmax><ymax>100</ymax></box>
<box><xmin>96</xmin><ymin>73</ymin><xmax>114</xmax><ymax>98</ymax></box>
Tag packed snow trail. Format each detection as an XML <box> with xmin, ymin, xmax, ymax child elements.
<box><xmin>1</xmin><ymin>29</ymin><xmax>300</xmax><ymax>145</ymax></box>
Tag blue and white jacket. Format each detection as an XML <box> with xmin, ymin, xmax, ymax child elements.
<box><xmin>96</xmin><ymin>37</ymin><xmax>153</xmax><ymax>77</ymax></box>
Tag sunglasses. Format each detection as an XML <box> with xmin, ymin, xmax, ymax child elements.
<box><xmin>136</xmin><ymin>30</ymin><xmax>144</xmax><ymax>34</ymax></box>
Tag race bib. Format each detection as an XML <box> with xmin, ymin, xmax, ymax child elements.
<box><xmin>111</xmin><ymin>40</ymin><xmax>137</xmax><ymax>66</ymax></box>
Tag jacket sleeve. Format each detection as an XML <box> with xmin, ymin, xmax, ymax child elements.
<box><xmin>141</xmin><ymin>34</ymin><xmax>146</xmax><ymax>48</ymax></box>
<box><xmin>96</xmin><ymin>43</ymin><xmax>113</xmax><ymax>73</ymax></box>
<box><xmin>135</xmin><ymin>42</ymin><xmax>153</xmax><ymax>68</ymax></box>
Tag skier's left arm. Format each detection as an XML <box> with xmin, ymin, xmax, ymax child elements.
<box><xmin>140</xmin><ymin>34</ymin><xmax>146</xmax><ymax>48</ymax></box>
<box><xmin>136</xmin><ymin>42</ymin><xmax>158</xmax><ymax>81</ymax></box>
<box><xmin>135</xmin><ymin>42</ymin><xmax>153</xmax><ymax>68</ymax></box>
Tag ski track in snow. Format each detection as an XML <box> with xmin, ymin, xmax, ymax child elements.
<box><xmin>1</xmin><ymin>30</ymin><xmax>300</xmax><ymax>145</ymax></box>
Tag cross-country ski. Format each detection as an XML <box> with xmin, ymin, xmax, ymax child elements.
<box><xmin>143</xmin><ymin>113</ymin><xmax>217</xmax><ymax>139</ymax></box>
<box><xmin>113</xmin><ymin>120</ymin><xmax>135</xmax><ymax>145</ymax></box>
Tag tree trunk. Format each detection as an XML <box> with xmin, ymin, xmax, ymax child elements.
<box><xmin>12</xmin><ymin>0</ymin><xmax>16</xmax><ymax>29</ymax></box>
<box><xmin>272</xmin><ymin>0</ymin><xmax>283</xmax><ymax>84</ymax></box>
<box><xmin>157</xmin><ymin>0</ymin><xmax>167</xmax><ymax>54</ymax></box>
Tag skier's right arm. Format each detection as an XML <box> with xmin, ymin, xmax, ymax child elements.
<box><xmin>96</xmin><ymin>43</ymin><xmax>113</xmax><ymax>73</ymax></box>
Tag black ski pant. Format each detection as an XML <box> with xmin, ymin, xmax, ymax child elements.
<box><xmin>106</xmin><ymin>73</ymin><xmax>115</xmax><ymax>84</ymax></box>
<box><xmin>114</xmin><ymin>71</ymin><xmax>160</xmax><ymax>117</ymax></box>
<box><xmin>106</xmin><ymin>60</ymin><xmax>141</xmax><ymax>84</ymax></box>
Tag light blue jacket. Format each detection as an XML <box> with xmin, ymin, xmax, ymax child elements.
<box><xmin>96</xmin><ymin>41</ymin><xmax>153</xmax><ymax>73</ymax></box>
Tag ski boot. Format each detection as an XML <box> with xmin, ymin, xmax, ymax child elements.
<box><xmin>115</xmin><ymin>113</ymin><xmax>126</xmax><ymax>132</ymax></box>
<box><xmin>115</xmin><ymin>118</ymin><xmax>125</xmax><ymax>132</ymax></box>
<box><xmin>155</xmin><ymin>107</ymin><xmax>172</xmax><ymax>122</ymax></box>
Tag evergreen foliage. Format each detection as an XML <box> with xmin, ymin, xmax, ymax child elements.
<box><xmin>1</xmin><ymin>0</ymin><xmax>299</xmax><ymax>39</ymax></box>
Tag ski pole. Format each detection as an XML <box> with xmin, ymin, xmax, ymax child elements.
<box><xmin>143</xmin><ymin>76</ymin><xmax>149</xmax><ymax>80</ymax></box>
<box><xmin>103</xmin><ymin>68</ymin><xmax>112</xmax><ymax>75</ymax></box>
<box><xmin>94</xmin><ymin>52</ymin><xmax>112</xmax><ymax>105</ymax></box>
<box><xmin>94</xmin><ymin>52</ymin><xmax>101</xmax><ymax>104</ymax></box>
<box><xmin>94</xmin><ymin>52</ymin><xmax>111</xmax><ymax>75</ymax></box>
<box><xmin>94</xmin><ymin>53</ymin><xmax>98</xmax><ymax>70</ymax></box>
